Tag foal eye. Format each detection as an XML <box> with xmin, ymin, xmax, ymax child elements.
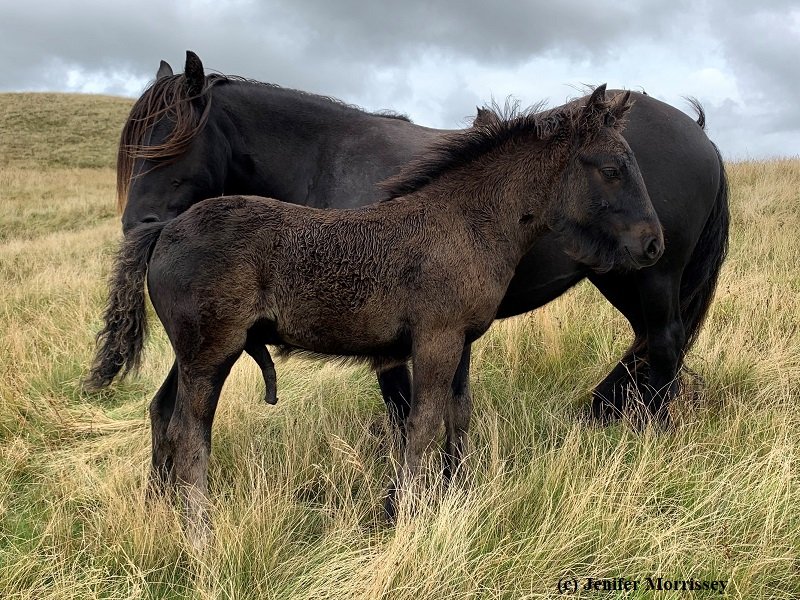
<box><xmin>171</xmin><ymin>178</ymin><xmax>183</xmax><ymax>189</ymax></box>
<box><xmin>600</xmin><ymin>167</ymin><xmax>620</xmax><ymax>180</ymax></box>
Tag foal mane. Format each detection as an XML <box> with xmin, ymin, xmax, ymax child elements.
<box><xmin>380</xmin><ymin>100</ymin><xmax>569</xmax><ymax>201</ymax></box>
<box><xmin>381</xmin><ymin>89</ymin><xmax>629</xmax><ymax>200</ymax></box>
<box><xmin>116</xmin><ymin>73</ymin><xmax>411</xmax><ymax>213</ymax></box>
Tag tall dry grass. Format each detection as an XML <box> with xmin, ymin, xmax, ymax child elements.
<box><xmin>0</xmin><ymin>93</ymin><xmax>797</xmax><ymax>599</ymax></box>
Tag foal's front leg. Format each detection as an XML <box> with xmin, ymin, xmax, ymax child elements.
<box><xmin>444</xmin><ymin>343</ymin><xmax>472</xmax><ymax>482</ymax></box>
<box><xmin>385</xmin><ymin>333</ymin><xmax>463</xmax><ymax>521</ymax></box>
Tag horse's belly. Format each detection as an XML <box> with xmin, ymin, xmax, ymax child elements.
<box><xmin>270</xmin><ymin>305</ymin><xmax>409</xmax><ymax>360</ymax></box>
<box><xmin>496</xmin><ymin>239</ymin><xmax>587</xmax><ymax>318</ymax></box>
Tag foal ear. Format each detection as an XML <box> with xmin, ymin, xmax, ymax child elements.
<box><xmin>184</xmin><ymin>50</ymin><xmax>205</xmax><ymax>97</ymax></box>
<box><xmin>473</xmin><ymin>107</ymin><xmax>500</xmax><ymax>128</ymax></box>
<box><xmin>156</xmin><ymin>60</ymin><xmax>174</xmax><ymax>80</ymax></box>
<box><xmin>578</xmin><ymin>84</ymin><xmax>610</xmax><ymax>137</ymax></box>
<box><xmin>585</xmin><ymin>84</ymin><xmax>608</xmax><ymax>115</ymax></box>
<box><xmin>609</xmin><ymin>90</ymin><xmax>633</xmax><ymax>125</ymax></box>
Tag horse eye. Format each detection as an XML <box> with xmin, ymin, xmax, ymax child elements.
<box><xmin>171</xmin><ymin>178</ymin><xmax>183</xmax><ymax>189</ymax></box>
<box><xmin>600</xmin><ymin>167</ymin><xmax>620</xmax><ymax>180</ymax></box>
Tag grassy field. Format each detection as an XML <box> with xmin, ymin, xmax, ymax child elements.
<box><xmin>0</xmin><ymin>92</ymin><xmax>798</xmax><ymax>599</ymax></box>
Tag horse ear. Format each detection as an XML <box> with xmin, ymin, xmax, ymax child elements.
<box><xmin>473</xmin><ymin>107</ymin><xmax>499</xmax><ymax>128</ymax></box>
<box><xmin>610</xmin><ymin>90</ymin><xmax>633</xmax><ymax>123</ymax></box>
<box><xmin>156</xmin><ymin>60</ymin><xmax>173</xmax><ymax>80</ymax></box>
<box><xmin>585</xmin><ymin>83</ymin><xmax>608</xmax><ymax>115</ymax></box>
<box><xmin>184</xmin><ymin>50</ymin><xmax>205</xmax><ymax>96</ymax></box>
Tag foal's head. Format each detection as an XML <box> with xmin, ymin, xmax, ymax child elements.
<box><xmin>548</xmin><ymin>85</ymin><xmax>663</xmax><ymax>271</ymax></box>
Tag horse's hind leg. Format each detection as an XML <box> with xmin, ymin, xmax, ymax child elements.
<box><xmin>587</xmin><ymin>272</ymin><xmax>649</xmax><ymax>423</ymax></box>
<box><xmin>635</xmin><ymin>272</ymin><xmax>684</xmax><ymax>427</ymax></box>
<box><xmin>444</xmin><ymin>343</ymin><xmax>472</xmax><ymax>482</ymax></box>
<box><xmin>148</xmin><ymin>361</ymin><xmax>178</xmax><ymax>497</ymax></box>
<box><xmin>589</xmin><ymin>270</ymin><xmax>684</xmax><ymax>428</ymax></box>
<box><xmin>245</xmin><ymin>340</ymin><xmax>277</xmax><ymax>405</ymax></box>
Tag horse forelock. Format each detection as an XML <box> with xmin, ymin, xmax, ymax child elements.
<box><xmin>116</xmin><ymin>73</ymin><xmax>227</xmax><ymax>213</ymax></box>
<box><xmin>116</xmin><ymin>73</ymin><xmax>412</xmax><ymax>214</ymax></box>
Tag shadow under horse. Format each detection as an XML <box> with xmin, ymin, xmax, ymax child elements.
<box><xmin>89</xmin><ymin>87</ymin><xmax>661</xmax><ymax>543</ymax></box>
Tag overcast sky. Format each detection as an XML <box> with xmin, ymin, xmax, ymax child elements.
<box><xmin>2</xmin><ymin>1</ymin><xmax>798</xmax><ymax>160</ymax></box>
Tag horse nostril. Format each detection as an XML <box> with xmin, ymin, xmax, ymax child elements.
<box><xmin>644</xmin><ymin>236</ymin><xmax>662</xmax><ymax>260</ymax></box>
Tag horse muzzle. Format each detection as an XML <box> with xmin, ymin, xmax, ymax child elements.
<box><xmin>622</xmin><ymin>226</ymin><xmax>664</xmax><ymax>268</ymax></box>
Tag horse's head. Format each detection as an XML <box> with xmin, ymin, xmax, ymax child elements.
<box><xmin>120</xmin><ymin>52</ymin><xmax>230</xmax><ymax>234</ymax></box>
<box><xmin>549</xmin><ymin>85</ymin><xmax>663</xmax><ymax>271</ymax></box>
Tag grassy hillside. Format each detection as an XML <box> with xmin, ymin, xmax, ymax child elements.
<box><xmin>0</xmin><ymin>93</ymin><xmax>132</xmax><ymax>169</ymax></box>
<box><xmin>0</xmin><ymin>93</ymin><xmax>798</xmax><ymax>599</ymax></box>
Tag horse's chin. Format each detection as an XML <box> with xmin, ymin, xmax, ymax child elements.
<box><xmin>556</xmin><ymin>228</ymin><xmax>642</xmax><ymax>273</ymax></box>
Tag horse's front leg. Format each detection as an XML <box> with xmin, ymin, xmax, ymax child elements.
<box><xmin>377</xmin><ymin>364</ymin><xmax>412</xmax><ymax>445</ymax></box>
<box><xmin>148</xmin><ymin>361</ymin><xmax>179</xmax><ymax>498</ymax></box>
<box><xmin>384</xmin><ymin>332</ymin><xmax>463</xmax><ymax>521</ymax></box>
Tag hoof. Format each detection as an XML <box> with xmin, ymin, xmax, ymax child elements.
<box><xmin>383</xmin><ymin>485</ymin><xmax>399</xmax><ymax>524</ymax></box>
<box><xmin>588</xmin><ymin>394</ymin><xmax>624</xmax><ymax>425</ymax></box>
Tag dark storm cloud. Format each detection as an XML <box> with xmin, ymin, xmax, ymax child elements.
<box><xmin>0</xmin><ymin>0</ymin><xmax>693</xmax><ymax>96</ymax></box>
<box><xmin>0</xmin><ymin>1</ymin><xmax>798</xmax><ymax>157</ymax></box>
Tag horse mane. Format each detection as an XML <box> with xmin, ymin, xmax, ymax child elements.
<box><xmin>116</xmin><ymin>73</ymin><xmax>411</xmax><ymax>213</ymax></box>
<box><xmin>116</xmin><ymin>73</ymin><xmax>223</xmax><ymax>212</ymax></box>
<box><xmin>380</xmin><ymin>99</ymin><xmax>571</xmax><ymax>200</ymax></box>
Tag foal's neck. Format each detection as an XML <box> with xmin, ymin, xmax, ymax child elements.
<box><xmin>418</xmin><ymin>134</ymin><xmax>567</xmax><ymax>262</ymax></box>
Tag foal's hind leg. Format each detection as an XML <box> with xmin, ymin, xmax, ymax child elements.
<box><xmin>168</xmin><ymin>363</ymin><xmax>232</xmax><ymax>551</ymax></box>
<box><xmin>148</xmin><ymin>361</ymin><xmax>178</xmax><ymax>497</ymax></box>
<box><xmin>245</xmin><ymin>340</ymin><xmax>278</xmax><ymax>405</ymax></box>
<box><xmin>444</xmin><ymin>344</ymin><xmax>472</xmax><ymax>482</ymax></box>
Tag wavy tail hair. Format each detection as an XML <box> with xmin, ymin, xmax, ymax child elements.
<box><xmin>85</xmin><ymin>222</ymin><xmax>166</xmax><ymax>390</ymax></box>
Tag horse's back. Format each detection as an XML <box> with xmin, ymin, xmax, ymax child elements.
<box><xmin>312</xmin><ymin>118</ymin><xmax>446</xmax><ymax>209</ymax></box>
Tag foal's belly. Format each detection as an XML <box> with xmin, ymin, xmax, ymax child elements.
<box><xmin>257</xmin><ymin>302</ymin><xmax>411</xmax><ymax>362</ymax></box>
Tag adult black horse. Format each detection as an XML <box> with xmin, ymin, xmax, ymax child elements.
<box><xmin>113</xmin><ymin>51</ymin><xmax>728</xmax><ymax>428</ymax></box>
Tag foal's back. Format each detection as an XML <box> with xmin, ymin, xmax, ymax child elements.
<box><xmin>147</xmin><ymin>194</ymin><xmax>494</xmax><ymax>361</ymax></box>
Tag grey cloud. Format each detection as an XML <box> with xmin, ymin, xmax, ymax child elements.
<box><xmin>0</xmin><ymin>0</ymin><xmax>797</xmax><ymax>157</ymax></box>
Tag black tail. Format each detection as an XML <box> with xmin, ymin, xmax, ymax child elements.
<box><xmin>85</xmin><ymin>222</ymin><xmax>166</xmax><ymax>390</ymax></box>
<box><xmin>679</xmin><ymin>141</ymin><xmax>730</xmax><ymax>351</ymax></box>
